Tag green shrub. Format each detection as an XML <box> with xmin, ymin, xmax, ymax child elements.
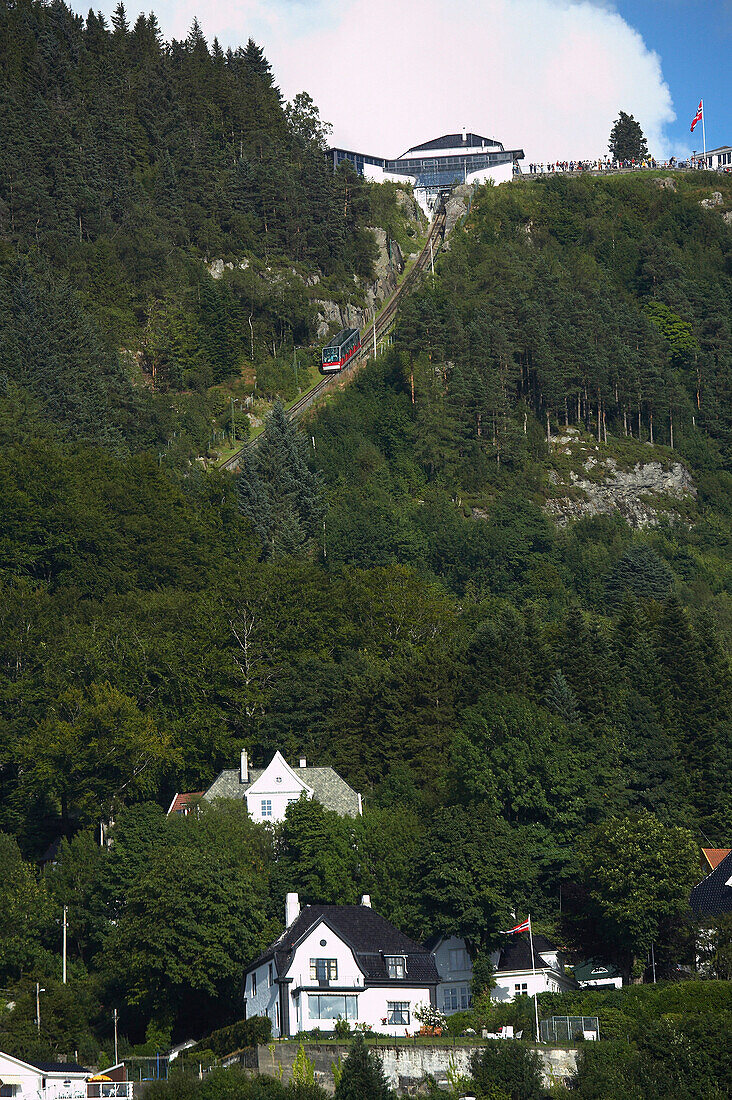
<box><xmin>470</xmin><ymin>1041</ymin><xmax>543</xmax><ymax>1100</ymax></box>
<box><xmin>201</xmin><ymin>1015</ymin><xmax>272</xmax><ymax>1055</ymax></box>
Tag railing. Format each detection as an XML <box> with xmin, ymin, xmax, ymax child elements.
<box><xmin>87</xmin><ymin>1086</ymin><xmax>133</xmax><ymax>1100</ymax></box>
<box><xmin>291</xmin><ymin>972</ymin><xmax>365</xmax><ymax>991</ymax></box>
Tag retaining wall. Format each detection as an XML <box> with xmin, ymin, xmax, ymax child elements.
<box><xmin>255</xmin><ymin>1041</ymin><xmax>577</xmax><ymax>1094</ymax></box>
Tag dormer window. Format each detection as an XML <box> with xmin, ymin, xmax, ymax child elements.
<box><xmin>385</xmin><ymin>955</ymin><xmax>406</xmax><ymax>979</ymax></box>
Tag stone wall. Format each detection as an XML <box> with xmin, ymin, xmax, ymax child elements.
<box><xmin>255</xmin><ymin>1041</ymin><xmax>577</xmax><ymax>1094</ymax></box>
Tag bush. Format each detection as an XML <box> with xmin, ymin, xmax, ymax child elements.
<box><xmin>202</xmin><ymin>1015</ymin><xmax>272</xmax><ymax>1054</ymax></box>
<box><xmin>470</xmin><ymin>1042</ymin><xmax>543</xmax><ymax>1100</ymax></box>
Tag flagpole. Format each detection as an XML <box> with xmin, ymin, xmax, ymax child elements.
<box><xmin>528</xmin><ymin>915</ymin><xmax>541</xmax><ymax>1044</ymax></box>
<box><xmin>701</xmin><ymin>100</ymin><xmax>706</xmax><ymax>165</ymax></box>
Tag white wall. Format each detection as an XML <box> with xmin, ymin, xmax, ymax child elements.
<box><xmin>466</xmin><ymin>161</ymin><xmax>516</xmax><ymax>187</ymax></box>
<box><xmin>0</xmin><ymin>1056</ymin><xmax>88</xmax><ymax>1100</ymax></box>
<box><xmin>245</xmin><ymin>753</ymin><xmax>311</xmax><ymax>824</ymax></box>
<box><xmin>492</xmin><ymin>968</ymin><xmax>573</xmax><ymax>1003</ymax></box>
<box><xmin>245</xmin><ymin>960</ymin><xmax>280</xmax><ymax>1033</ymax></box>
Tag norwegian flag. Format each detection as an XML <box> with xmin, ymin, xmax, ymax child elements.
<box><xmin>500</xmin><ymin>918</ymin><xmax>530</xmax><ymax>935</ymax></box>
<box><xmin>690</xmin><ymin>101</ymin><xmax>703</xmax><ymax>132</ymax></box>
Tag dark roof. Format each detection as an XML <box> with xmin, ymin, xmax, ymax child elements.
<box><xmin>29</xmin><ymin>1063</ymin><xmax>89</xmax><ymax>1075</ymax></box>
<box><xmin>691</xmin><ymin>849</ymin><xmax>732</xmax><ymax>916</ymax></box>
<box><xmin>204</xmin><ymin>762</ymin><xmax>360</xmax><ymax>817</ymax></box>
<box><xmin>496</xmin><ymin>932</ymin><xmax>558</xmax><ymax>972</ymax></box>
<box><xmin>247</xmin><ymin>904</ymin><xmax>439</xmax><ymax>984</ymax></box>
<box><xmin>403</xmin><ymin>133</ymin><xmax>503</xmax><ymax>154</ymax></box>
<box><xmin>573</xmin><ymin>959</ymin><xmax>621</xmax><ymax>982</ymax></box>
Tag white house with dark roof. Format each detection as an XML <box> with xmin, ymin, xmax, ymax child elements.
<box><xmin>244</xmin><ymin>893</ymin><xmax>438</xmax><ymax>1037</ymax></box>
<box><xmin>202</xmin><ymin>750</ymin><xmax>362</xmax><ymax>823</ymax></box>
<box><xmin>427</xmin><ymin>931</ymin><xmax>577</xmax><ymax>1011</ymax></box>
<box><xmin>0</xmin><ymin>1054</ymin><xmax>118</xmax><ymax>1100</ymax></box>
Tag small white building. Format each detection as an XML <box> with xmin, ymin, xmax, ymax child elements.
<box><xmin>572</xmin><ymin>960</ymin><xmax>622</xmax><ymax>989</ymax></box>
<box><xmin>243</xmin><ymin>893</ymin><xmax>439</xmax><ymax>1037</ymax></box>
<box><xmin>201</xmin><ymin>751</ymin><xmax>362</xmax><ymax>824</ymax></box>
<box><xmin>0</xmin><ymin>1054</ymin><xmax>89</xmax><ymax>1100</ymax></box>
<box><xmin>428</xmin><ymin>932</ymin><xmax>578</xmax><ymax>1009</ymax></box>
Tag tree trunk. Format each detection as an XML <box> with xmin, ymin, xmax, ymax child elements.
<box><xmin>669</xmin><ymin>409</ymin><xmax>674</xmax><ymax>449</ymax></box>
<box><xmin>649</xmin><ymin>410</ymin><xmax>654</xmax><ymax>445</ymax></box>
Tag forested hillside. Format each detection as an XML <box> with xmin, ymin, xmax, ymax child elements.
<box><xmin>0</xmin><ymin>0</ymin><xmax>397</xmax><ymax>446</ymax></box>
<box><xmin>0</xmin><ymin>4</ymin><xmax>730</xmax><ymax>1060</ymax></box>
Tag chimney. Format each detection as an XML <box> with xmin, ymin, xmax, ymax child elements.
<box><xmin>462</xmin><ymin>127</ymin><xmax>467</xmax><ymax>143</ymax></box>
<box><xmin>299</xmin><ymin>757</ymin><xmax>307</xmax><ymax>769</ymax></box>
<box><xmin>361</xmin><ymin>894</ymin><xmax>372</xmax><ymax>908</ymax></box>
<box><xmin>286</xmin><ymin>892</ymin><xmax>300</xmax><ymax>927</ymax></box>
<box><xmin>240</xmin><ymin>749</ymin><xmax>249</xmax><ymax>785</ymax></box>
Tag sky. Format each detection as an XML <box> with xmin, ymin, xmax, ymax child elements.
<box><xmin>67</xmin><ymin>0</ymin><xmax>730</xmax><ymax>162</ymax></box>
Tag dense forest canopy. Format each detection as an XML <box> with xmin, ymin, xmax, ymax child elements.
<box><xmin>0</xmin><ymin>0</ymin><xmax>730</xmax><ymax>1067</ymax></box>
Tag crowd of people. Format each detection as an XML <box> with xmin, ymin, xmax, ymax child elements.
<box><xmin>522</xmin><ymin>156</ymin><xmax>681</xmax><ymax>175</ymax></box>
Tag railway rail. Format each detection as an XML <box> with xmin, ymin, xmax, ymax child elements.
<box><xmin>221</xmin><ymin>204</ymin><xmax>447</xmax><ymax>473</ymax></box>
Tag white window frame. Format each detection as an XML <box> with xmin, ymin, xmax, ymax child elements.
<box><xmin>385</xmin><ymin>955</ymin><xmax>406</xmax><ymax>979</ymax></box>
<box><xmin>387</xmin><ymin>1001</ymin><xmax>410</xmax><ymax>1025</ymax></box>
<box><xmin>251</xmin><ymin>971</ymin><xmax>257</xmax><ymax>996</ymax></box>
<box><xmin>261</xmin><ymin>799</ymin><xmax>272</xmax><ymax>817</ymax></box>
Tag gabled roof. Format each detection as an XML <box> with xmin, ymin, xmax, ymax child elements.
<box><xmin>701</xmin><ymin>848</ymin><xmax>731</xmax><ymax>871</ymax></box>
<box><xmin>167</xmin><ymin>792</ymin><xmax>203</xmax><ymax>816</ymax></box>
<box><xmin>246</xmin><ymin>904</ymin><xmax>439</xmax><ymax>985</ymax></box>
<box><xmin>691</xmin><ymin>849</ymin><xmax>732</xmax><ymax>916</ymax></box>
<box><xmin>496</xmin><ymin>933</ymin><xmax>560</xmax><ymax>973</ymax></box>
<box><xmin>403</xmin><ymin>133</ymin><xmax>502</xmax><ymax>154</ymax></box>
<box><xmin>204</xmin><ymin>758</ymin><xmax>360</xmax><ymax>816</ymax></box>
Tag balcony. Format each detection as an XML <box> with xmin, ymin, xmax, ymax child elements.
<box><xmin>290</xmin><ymin>972</ymin><xmax>364</xmax><ymax>992</ymax></box>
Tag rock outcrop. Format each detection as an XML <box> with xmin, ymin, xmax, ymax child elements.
<box><xmin>545</xmin><ymin>440</ymin><xmax>696</xmax><ymax>529</ymax></box>
<box><xmin>541</xmin><ymin>429</ymin><xmax>695</xmax><ymax>528</ymax></box>
<box><xmin>313</xmin><ymin>227</ymin><xmax>405</xmax><ymax>338</ymax></box>
<box><xmin>442</xmin><ymin>184</ymin><xmax>472</xmax><ymax>245</ymax></box>
<box><xmin>700</xmin><ymin>191</ymin><xmax>723</xmax><ymax>209</ymax></box>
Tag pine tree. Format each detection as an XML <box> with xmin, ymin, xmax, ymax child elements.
<box><xmin>545</xmin><ymin>670</ymin><xmax>578</xmax><ymax>724</ymax></box>
<box><xmin>607</xmin><ymin>544</ymin><xmax>673</xmax><ymax>605</ymax></box>
<box><xmin>334</xmin><ymin>1033</ymin><xmax>394</xmax><ymax>1100</ymax></box>
<box><xmin>608</xmin><ymin>111</ymin><xmax>649</xmax><ymax>161</ymax></box>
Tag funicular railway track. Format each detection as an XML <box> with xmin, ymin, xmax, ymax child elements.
<box><xmin>222</xmin><ymin>204</ymin><xmax>447</xmax><ymax>472</ymax></box>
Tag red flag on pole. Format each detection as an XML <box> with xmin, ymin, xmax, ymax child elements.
<box><xmin>690</xmin><ymin>101</ymin><xmax>703</xmax><ymax>132</ymax></box>
<box><xmin>500</xmin><ymin>918</ymin><xmax>530</xmax><ymax>934</ymax></box>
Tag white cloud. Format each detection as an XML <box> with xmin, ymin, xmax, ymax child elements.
<box><xmin>71</xmin><ymin>0</ymin><xmax>676</xmax><ymax>161</ymax></box>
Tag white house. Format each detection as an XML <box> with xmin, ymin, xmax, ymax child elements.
<box><xmin>0</xmin><ymin>1054</ymin><xmax>133</xmax><ymax>1100</ymax></box>
<box><xmin>201</xmin><ymin>751</ymin><xmax>362</xmax><ymax>824</ymax></box>
<box><xmin>491</xmin><ymin>932</ymin><xmax>578</xmax><ymax>1001</ymax></box>
<box><xmin>428</xmin><ymin>932</ymin><xmax>577</xmax><ymax>1010</ymax></box>
<box><xmin>243</xmin><ymin>893</ymin><xmax>439</xmax><ymax>1037</ymax></box>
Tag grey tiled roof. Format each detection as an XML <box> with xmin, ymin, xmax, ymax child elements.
<box><xmin>404</xmin><ymin>133</ymin><xmax>502</xmax><ymax>154</ymax></box>
<box><xmin>690</xmin><ymin>850</ymin><xmax>732</xmax><ymax>916</ymax></box>
<box><xmin>203</xmin><ymin>764</ymin><xmax>360</xmax><ymax>817</ymax></box>
<box><xmin>247</xmin><ymin>904</ymin><xmax>439</xmax><ymax>985</ymax></box>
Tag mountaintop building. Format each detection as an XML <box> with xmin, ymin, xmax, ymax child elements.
<box><xmin>329</xmin><ymin>129</ymin><xmax>524</xmax><ymax>213</ymax></box>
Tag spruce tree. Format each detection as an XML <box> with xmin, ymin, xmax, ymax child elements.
<box><xmin>545</xmin><ymin>670</ymin><xmax>578</xmax><ymax>724</ymax></box>
<box><xmin>334</xmin><ymin>1033</ymin><xmax>394</xmax><ymax>1100</ymax></box>
<box><xmin>608</xmin><ymin>111</ymin><xmax>649</xmax><ymax>161</ymax></box>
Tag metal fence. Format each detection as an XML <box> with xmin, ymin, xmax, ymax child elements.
<box><xmin>540</xmin><ymin>1016</ymin><xmax>600</xmax><ymax>1043</ymax></box>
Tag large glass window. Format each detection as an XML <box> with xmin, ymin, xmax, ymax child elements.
<box><xmin>387</xmin><ymin>1002</ymin><xmax>410</xmax><ymax>1025</ymax></box>
<box><xmin>308</xmin><ymin>994</ymin><xmax>357</xmax><ymax>1020</ymax></box>
<box><xmin>385</xmin><ymin>955</ymin><xmax>405</xmax><ymax>979</ymax></box>
<box><xmin>444</xmin><ymin>988</ymin><xmax>459</xmax><ymax>1011</ymax></box>
<box><xmin>310</xmin><ymin>958</ymin><xmax>338</xmax><ymax>981</ymax></box>
<box><xmin>261</xmin><ymin>800</ymin><xmax>272</xmax><ymax>817</ymax></box>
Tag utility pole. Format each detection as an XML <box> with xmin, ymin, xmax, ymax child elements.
<box><xmin>430</xmin><ymin>236</ymin><xmax>434</xmax><ymax>276</ymax></box>
<box><xmin>373</xmin><ymin>315</ymin><xmax>377</xmax><ymax>360</ymax></box>
<box><xmin>651</xmin><ymin>943</ymin><xmax>656</xmax><ymax>984</ymax></box>
<box><xmin>114</xmin><ymin>1008</ymin><xmax>119</xmax><ymax>1065</ymax></box>
<box><xmin>230</xmin><ymin>397</ymin><xmax>235</xmax><ymax>446</ymax></box>
<box><xmin>62</xmin><ymin>905</ymin><xmax>68</xmax><ymax>984</ymax></box>
<box><xmin>293</xmin><ymin>347</ymin><xmax>298</xmax><ymax>389</ymax></box>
